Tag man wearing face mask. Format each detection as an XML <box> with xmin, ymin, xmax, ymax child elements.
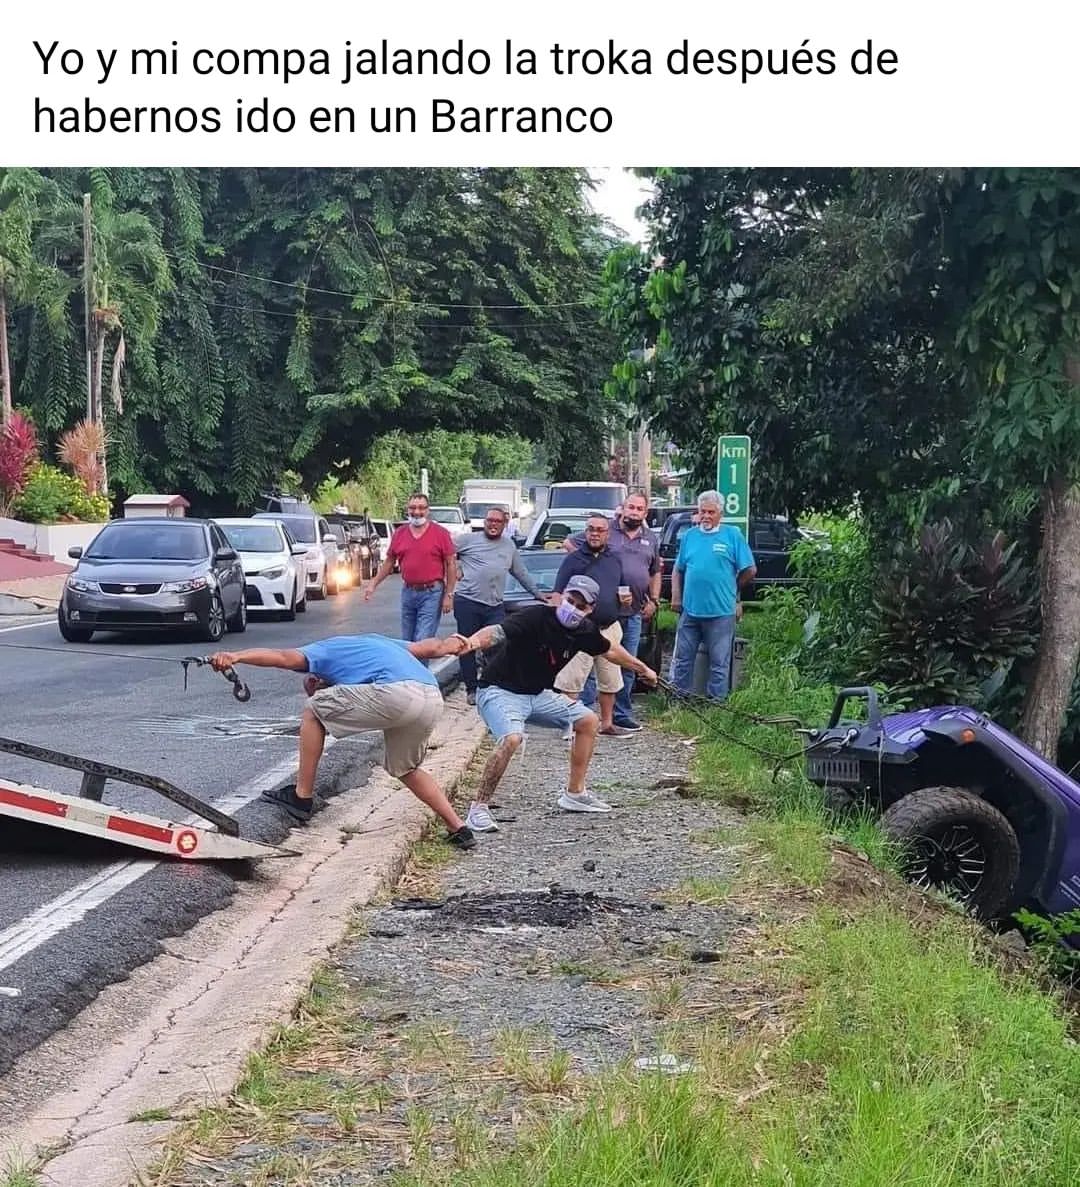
<box><xmin>562</xmin><ymin>491</ymin><xmax>661</xmax><ymax>731</ymax></box>
<box><xmin>451</xmin><ymin>574</ymin><xmax>657</xmax><ymax>830</ymax></box>
<box><xmin>551</xmin><ymin>514</ymin><xmax>636</xmax><ymax>737</ymax></box>
<box><xmin>365</xmin><ymin>492</ymin><xmax>457</xmax><ymax>645</ymax></box>
<box><xmin>671</xmin><ymin>490</ymin><xmax>756</xmax><ymax>700</ymax></box>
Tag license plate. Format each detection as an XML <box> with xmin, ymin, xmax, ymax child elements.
<box><xmin>806</xmin><ymin>755</ymin><xmax>862</xmax><ymax>786</ymax></box>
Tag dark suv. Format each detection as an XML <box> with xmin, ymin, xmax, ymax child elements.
<box><xmin>657</xmin><ymin>512</ymin><xmax>804</xmax><ymax>602</ymax></box>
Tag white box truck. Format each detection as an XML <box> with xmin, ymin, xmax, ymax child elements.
<box><xmin>460</xmin><ymin>479</ymin><xmax>525</xmax><ymax>532</ymax></box>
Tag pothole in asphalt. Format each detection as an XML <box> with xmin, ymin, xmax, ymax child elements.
<box><xmin>390</xmin><ymin>888</ymin><xmax>659</xmax><ymax>930</ymax></box>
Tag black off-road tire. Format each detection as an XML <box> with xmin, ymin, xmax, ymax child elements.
<box><xmin>880</xmin><ymin>786</ymin><xmax>1020</xmax><ymax>919</ymax></box>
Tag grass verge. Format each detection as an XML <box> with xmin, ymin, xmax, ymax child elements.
<box><xmin>142</xmin><ymin>606</ymin><xmax>1080</xmax><ymax>1185</ymax></box>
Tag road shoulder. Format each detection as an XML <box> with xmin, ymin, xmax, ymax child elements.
<box><xmin>0</xmin><ymin>690</ymin><xmax>485</xmax><ymax>1187</ymax></box>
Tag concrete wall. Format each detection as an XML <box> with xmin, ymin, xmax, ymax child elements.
<box><xmin>0</xmin><ymin>517</ymin><xmax>106</xmax><ymax>565</ymax></box>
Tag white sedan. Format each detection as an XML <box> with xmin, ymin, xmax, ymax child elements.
<box><xmin>428</xmin><ymin>505</ymin><xmax>473</xmax><ymax>539</ymax></box>
<box><xmin>216</xmin><ymin>517</ymin><xmax>308</xmax><ymax>620</ymax></box>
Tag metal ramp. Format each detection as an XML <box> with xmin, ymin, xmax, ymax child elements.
<box><xmin>0</xmin><ymin>736</ymin><xmax>296</xmax><ymax>862</ymax></box>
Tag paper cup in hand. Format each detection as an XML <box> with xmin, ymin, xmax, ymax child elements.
<box><xmin>618</xmin><ymin>584</ymin><xmax>632</xmax><ymax>604</ymax></box>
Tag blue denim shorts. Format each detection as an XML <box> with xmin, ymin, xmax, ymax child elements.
<box><xmin>475</xmin><ymin>686</ymin><xmax>595</xmax><ymax>741</ymax></box>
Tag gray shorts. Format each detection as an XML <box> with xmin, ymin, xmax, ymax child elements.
<box><xmin>307</xmin><ymin>681</ymin><xmax>443</xmax><ymax>777</ymax></box>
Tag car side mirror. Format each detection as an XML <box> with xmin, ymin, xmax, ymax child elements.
<box><xmin>322</xmin><ymin>534</ymin><xmax>337</xmax><ymax>545</ymax></box>
<box><xmin>292</xmin><ymin>544</ymin><xmax>309</xmax><ymax>556</ymax></box>
<box><xmin>215</xmin><ymin>547</ymin><xmax>237</xmax><ymax>563</ymax></box>
<box><xmin>68</xmin><ymin>545</ymin><xmax>84</xmax><ymax>560</ymax></box>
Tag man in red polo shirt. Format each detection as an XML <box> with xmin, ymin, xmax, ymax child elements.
<box><xmin>365</xmin><ymin>492</ymin><xmax>457</xmax><ymax>643</ymax></box>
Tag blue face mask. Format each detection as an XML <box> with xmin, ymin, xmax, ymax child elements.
<box><xmin>407</xmin><ymin>515</ymin><xmax>427</xmax><ymax>527</ymax></box>
<box><xmin>556</xmin><ymin>602</ymin><xmax>587</xmax><ymax>629</ymax></box>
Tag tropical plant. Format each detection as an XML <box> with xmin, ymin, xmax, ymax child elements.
<box><xmin>0</xmin><ymin>410</ymin><xmax>38</xmax><ymax>516</ymax></box>
<box><xmin>856</xmin><ymin>520</ymin><xmax>1039</xmax><ymax>706</ymax></box>
<box><xmin>57</xmin><ymin>418</ymin><xmax>105</xmax><ymax>495</ymax></box>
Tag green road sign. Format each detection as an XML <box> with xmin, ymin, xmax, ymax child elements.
<box><xmin>716</xmin><ymin>434</ymin><xmax>751</xmax><ymax>538</ymax></box>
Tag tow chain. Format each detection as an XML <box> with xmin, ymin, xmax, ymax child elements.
<box><xmin>0</xmin><ymin>640</ymin><xmax>253</xmax><ymax>702</ymax></box>
<box><xmin>654</xmin><ymin>676</ymin><xmax>836</xmax><ymax>781</ymax></box>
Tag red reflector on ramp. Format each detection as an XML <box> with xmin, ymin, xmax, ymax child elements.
<box><xmin>105</xmin><ymin>815</ymin><xmax>173</xmax><ymax>846</ymax></box>
<box><xmin>0</xmin><ymin>785</ymin><xmax>69</xmax><ymax>819</ymax></box>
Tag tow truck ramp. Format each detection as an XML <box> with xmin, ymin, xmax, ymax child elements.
<box><xmin>0</xmin><ymin>736</ymin><xmax>296</xmax><ymax>862</ymax></box>
<box><xmin>0</xmin><ymin>778</ymin><xmax>294</xmax><ymax>860</ymax></box>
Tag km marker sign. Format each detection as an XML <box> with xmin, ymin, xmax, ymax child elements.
<box><xmin>716</xmin><ymin>435</ymin><xmax>751</xmax><ymax>539</ymax></box>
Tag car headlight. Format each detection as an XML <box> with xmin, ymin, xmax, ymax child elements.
<box><xmin>306</xmin><ymin>548</ymin><xmax>320</xmax><ymax>561</ymax></box>
<box><xmin>260</xmin><ymin>567</ymin><xmax>285</xmax><ymax>580</ymax></box>
<box><xmin>67</xmin><ymin>577</ymin><xmax>98</xmax><ymax>593</ymax></box>
<box><xmin>162</xmin><ymin>577</ymin><xmax>209</xmax><ymax>594</ymax></box>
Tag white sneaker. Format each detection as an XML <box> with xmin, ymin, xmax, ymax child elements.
<box><xmin>557</xmin><ymin>789</ymin><xmax>612</xmax><ymax>814</ymax></box>
<box><xmin>466</xmin><ymin>802</ymin><xmax>499</xmax><ymax>832</ymax></box>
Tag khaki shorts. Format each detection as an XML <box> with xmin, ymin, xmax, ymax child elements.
<box><xmin>307</xmin><ymin>680</ymin><xmax>443</xmax><ymax>777</ymax></box>
<box><xmin>554</xmin><ymin>620</ymin><xmax>624</xmax><ymax>696</ymax></box>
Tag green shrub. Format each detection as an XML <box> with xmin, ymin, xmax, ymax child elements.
<box><xmin>856</xmin><ymin>519</ymin><xmax>1038</xmax><ymax>706</ymax></box>
<box><xmin>13</xmin><ymin>463</ymin><xmax>109</xmax><ymax>524</ymax></box>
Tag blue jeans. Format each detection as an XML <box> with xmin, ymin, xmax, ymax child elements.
<box><xmin>671</xmin><ymin>613</ymin><xmax>736</xmax><ymax>700</ymax></box>
<box><xmin>454</xmin><ymin>595</ymin><xmax>505</xmax><ymax>692</ymax></box>
<box><xmin>401</xmin><ymin>584</ymin><xmax>444</xmax><ymax>645</ymax></box>
<box><xmin>614</xmin><ymin>613</ymin><xmax>642</xmax><ymax>723</ymax></box>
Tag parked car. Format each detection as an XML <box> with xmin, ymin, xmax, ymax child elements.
<box><xmin>428</xmin><ymin>505</ymin><xmax>472</xmax><ymax>539</ymax></box>
<box><xmin>254</xmin><ymin>511</ymin><xmax>340</xmax><ymax>599</ymax></box>
<box><xmin>216</xmin><ymin>517</ymin><xmax>308</xmax><ymax>620</ymax></box>
<box><xmin>369</xmin><ymin>518</ymin><xmax>397</xmax><ymax>573</ymax></box>
<box><xmin>524</xmin><ymin>510</ymin><xmax>614</xmax><ymax>550</ymax></box>
<box><xmin>501</xmin><ymin>547</ymin><xmax>662</xmax><ymax>692</ymax></box>
<box><xmin>804</xmin><ymin>686</ymin><xmax>1080</xmax><ymax>935</ymax></box>
<box><xmin>58</xmin><ymin>517</ymin><xmax>247</xmax><ymax>643</ymax></box>
<box><xmin>657</xmin><ymin>512</ymin><xmax>805</xmax><ymax>603</ymax></box>
<box><xmin>324</xmin><ymin>522</ymin><xmax>360</xmax><ymax>588</ymax></box>
<box><xmin>325</xmin><ymin>512</ymin><xmax>382</xmax><ymax>579</ymax></box>
<box><xmin>647</xmin><ymin>504</ymin><xmax>696</xmax><ymax>530</ymax></box>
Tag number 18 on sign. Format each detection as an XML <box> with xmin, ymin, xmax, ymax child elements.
<box><xmin>717</xmin><ymin>435</ymin><xmax>751</xmax><ymax>538</ymax></box>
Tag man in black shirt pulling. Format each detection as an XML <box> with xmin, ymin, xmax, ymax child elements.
<box><xmin>451</xmin><ymin>574</ymin><xmax>658</xmax><ymax>833</ymax></box>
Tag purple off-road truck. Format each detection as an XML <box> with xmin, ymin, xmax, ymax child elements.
<box><xmin>803</xmin><ymin>687</ymin><xmax>1080</xmax><ymax>931</ymax></box>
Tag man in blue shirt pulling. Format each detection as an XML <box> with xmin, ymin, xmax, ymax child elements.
<box><xmin>209</xmin><ymin>633</ymin><xmax>475</xmax><ymax>849</ymax></box>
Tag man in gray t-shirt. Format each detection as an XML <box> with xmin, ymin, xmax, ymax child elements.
<box><xmin>454</xmin><ymin>505</ymin><xmax>548</xmax><ymax>703</ymax></box>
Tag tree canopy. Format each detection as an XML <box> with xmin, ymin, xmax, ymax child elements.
<box><xmin>3</xmin><ymin>167</ymin><xmax>623</xmax><ymax>512</ymax></box>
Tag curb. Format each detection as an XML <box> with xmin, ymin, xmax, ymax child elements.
<box><xmin>0</xmin><ymin>592</ymin><xmax>54</xmax><ymax>617</ymax></box>
<box><xmin>1</xmin><ymin>689</ymin><xmax>484</xmax><ymax>1187</ymax></box>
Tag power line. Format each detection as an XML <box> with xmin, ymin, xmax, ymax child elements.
<box><xmin>202</xmin><ymin>299</ymin><xmax>596</xmax><ymax>331</ymax></box>
<box><xmin>165</xmin><ymin>249</ymin><xmax>595</xmax><ymax>311</ymax></box>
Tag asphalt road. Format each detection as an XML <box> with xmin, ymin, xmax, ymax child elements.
<box><xmin>0</xmin><ymin>577</ymin><xmax>457</xmax><ymax>1075</ymax></box>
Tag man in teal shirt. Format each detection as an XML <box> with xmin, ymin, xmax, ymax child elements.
<box><xmin>670</xmin><ymin>491</ymin><xmax>757</xmax><ymax>699</ymax></box>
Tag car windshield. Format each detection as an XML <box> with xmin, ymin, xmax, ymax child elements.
<box><xmin>531</xmin><ymin>516</ymin><xmax>591</xmax><ymax>548</ymax></box>
<box><xmin>549</xmin><ymin>486</ymin><xmax>622</xmax><ymax>510</ymax></box>
<box><xmin>221</xmin><ymin>524</ymin><xmax>283</xmax><ymax>553</ymax></box>
<box><xmin>429</xmin><ymin>508</ymin><xmax>463</xmax><ymax>524</ymax></box>
<box><xmin>504</xmin><ymin>551</ymin><xmax>564</xmax><ymax>595</ymax></box>
<box><xmin>465</xmin><ymin>502</ymin><xmax>508</xmax><ymax>518</ymax></box>
<box><xmin>372</xmin><ymin>521</ymin><xmax>390</xmax><ymax>538</ymax></box>
<box><xmin>85</xmin><ymin>522</ymin><xmax>208</xmax><ymax>561</ymax></box>
<box><xmin>260</xmin><ymin>515</ymin><xmax>316</xmax><ymax>543</ymax></box>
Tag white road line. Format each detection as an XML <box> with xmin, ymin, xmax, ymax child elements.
<box><xmin>0</xmin><ymin>618</ymin><xmax>57</xmax><ymax>635</ymax></box>
<box><xmin>0</xmin><ymin>656</ymin><xmax>454</xmax><ymax>973</ymax></box>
